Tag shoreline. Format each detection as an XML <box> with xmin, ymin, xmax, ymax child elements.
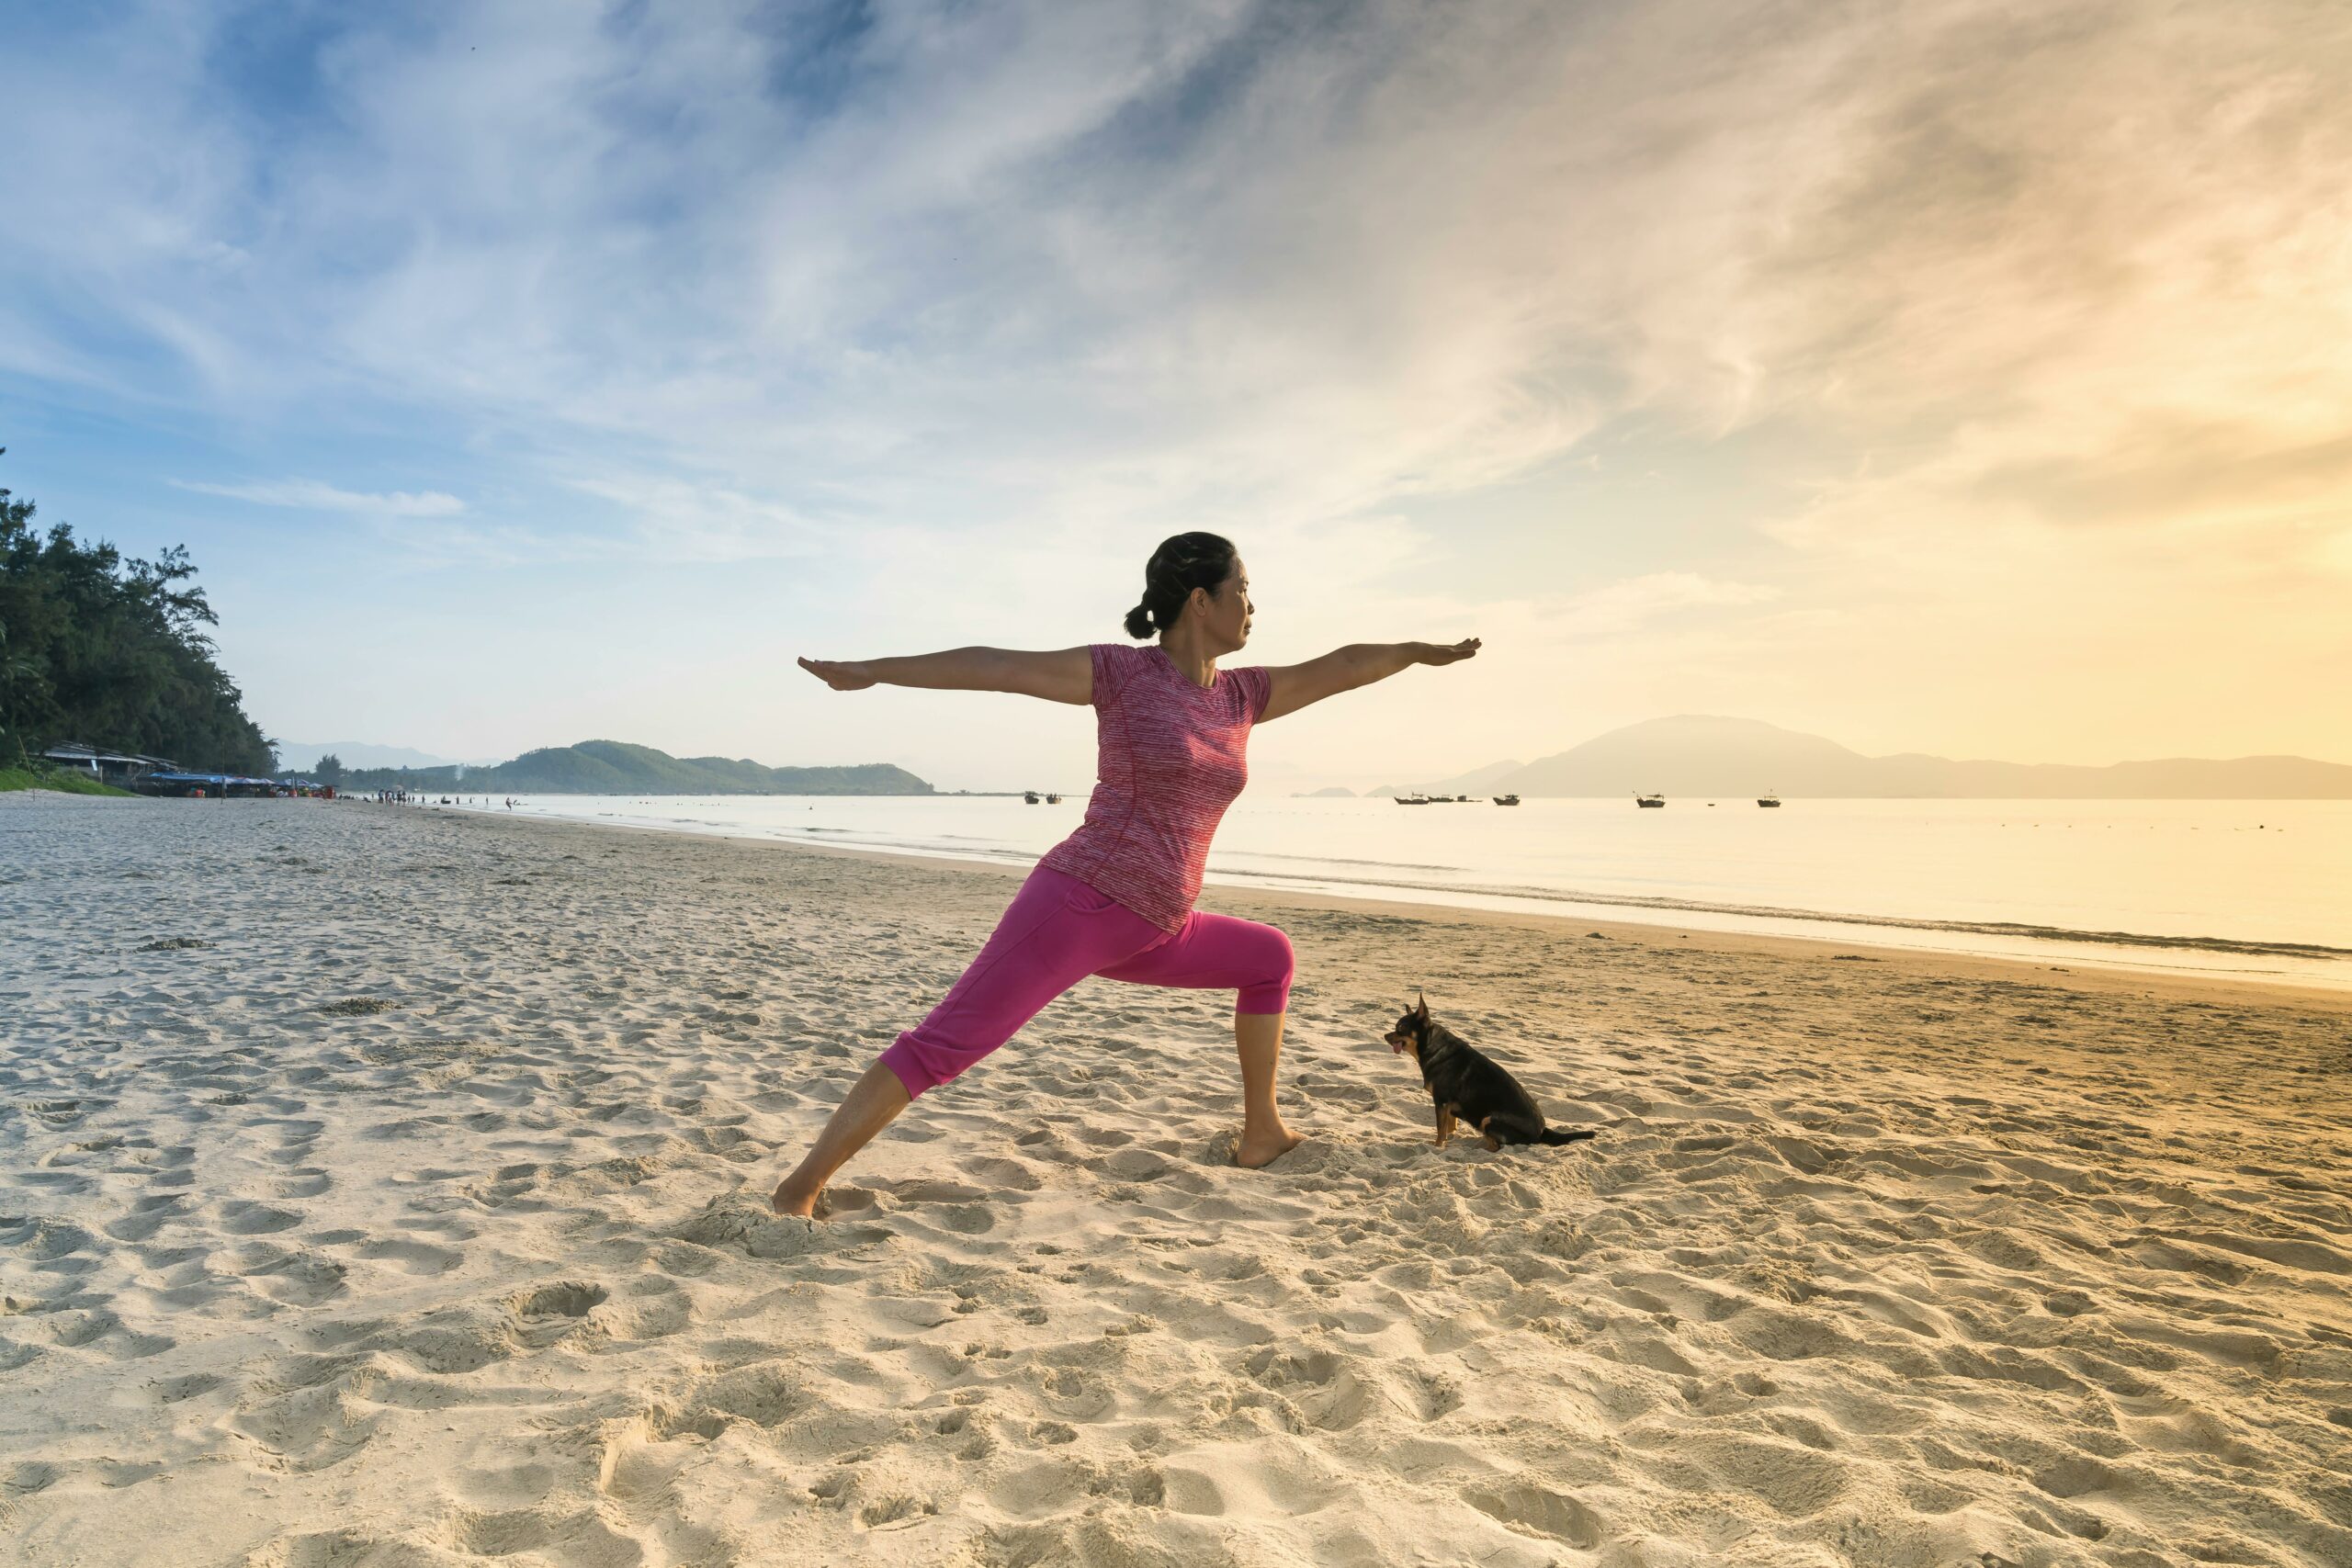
<box><xmin>450</xmin><ymin>802</ymin><xmax>2352</xmax><ymax>1013</ymax></box>
<box><xmin>44</xmin><ymin>786</ymin><xmax>2345</xmax><ymax>987</ymax></box>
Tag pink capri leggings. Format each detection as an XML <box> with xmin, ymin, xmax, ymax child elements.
<box><xmin>877</xmin><ymin>863</ymin><xmax>1295</xmax><ymax>1100</ymax></box>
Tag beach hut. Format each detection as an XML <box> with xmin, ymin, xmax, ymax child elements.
<box><xmin>39</xmin><ymin>742</ymin><xmax>181</xmax><ymax>788</ymax></box>
<box><xmin>137</xmin><ymin>772</ymin><xmax>222</xmax><ymax>798</ymax></box>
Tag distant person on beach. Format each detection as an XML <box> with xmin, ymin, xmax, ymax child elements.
<box><xmin>770</xmin><ymin>531</ymin><xmax>1480</xmax><ymax>1218</ymax></box>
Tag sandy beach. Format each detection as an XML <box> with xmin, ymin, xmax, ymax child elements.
<box><xmin>4</xmin><ymin>792</ymin><xmax>2349</xmax><ymax>1568</ymax></box>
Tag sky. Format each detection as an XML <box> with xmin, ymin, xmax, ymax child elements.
<box><xmin>4</xmin><ymin>0</ymin><xmax>2347</xmax><ymax>792</ymax></box>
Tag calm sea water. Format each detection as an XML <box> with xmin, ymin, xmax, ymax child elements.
<box><xmin>461</xmin><ymin>794</ymin><xmax>2352</xmax><ymax>991</ymax></box>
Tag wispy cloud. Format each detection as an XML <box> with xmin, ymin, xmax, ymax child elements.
<box><xmin>565</xmin><ymin>476</ymin><xmax>826</xmax><ymax>563</ymax></box>
<box><xmin>1545</xmin><ymin>574</ymin><xmax>1781</xmax><ymax>638</ymax></box>
<box><xmin>174</xmin><ymin>479</ymin><xmax>466</xmax><ymax>516</ymax></box>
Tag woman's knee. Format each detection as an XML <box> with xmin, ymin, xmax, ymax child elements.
<box><xmin>1237</xmin><ymin>925</ymin><xmax>1295</xmax><ymax>1014</ymax></box>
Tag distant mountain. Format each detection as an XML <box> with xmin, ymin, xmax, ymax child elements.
<box><xmin>338</xmin><ymin>739</ymin><xmax>933</xmax><ymax>795</ymax></box>
<box><xmin>277</xmin><ymin>739</ymin><xmax>499</xmax><ymax>772</ymax></box>
<box><xmin>1490</xmin><ymin>716</ymin><xmax>2352</xmax><ymax>798</ymax></box>
<box><xmin>1292</xmin><ymin>786</ymin><xmax>1357</xmax><ymax>798</ymax></box>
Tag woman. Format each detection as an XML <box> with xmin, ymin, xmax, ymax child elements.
<box><xmin>770</xmin><ymin>533</ymin><xmax>1479</xmax><ymax>1218</ymax></box>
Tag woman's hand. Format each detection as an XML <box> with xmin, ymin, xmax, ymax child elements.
<box><xmin>798</xmin><ymin>656</ymin><xmax>879</xmax><ymax>691</ymax></box>
<box><xmin>1419</xmin><ymin>637</ymin><xmax>1481</xmax><ymax>667</ymax></box>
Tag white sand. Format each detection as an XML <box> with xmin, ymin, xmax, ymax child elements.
<box><xmin>3</xmin><ymin>792</ymin><xmax>2348</xmax><ymax>1567</ymax></box>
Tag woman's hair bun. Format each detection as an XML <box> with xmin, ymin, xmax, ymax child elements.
<box><xmin>1123</xmin><ymin>603</ymin><xmax>1157</xmax><ymax>639</ymax></box>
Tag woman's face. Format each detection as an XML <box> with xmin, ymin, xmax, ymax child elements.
<box><xmin>1204</xmin><ymin>557</ymin><xmax>1252</xmax><ymax>651</ymax></box>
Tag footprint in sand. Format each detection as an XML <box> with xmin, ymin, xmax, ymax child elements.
<box><xmin>878</xmin><ymin>1178</ymin><xmax>1005</xmax><ymax>1234</ymax></box>
<box><xmin>153</xmin><ymin>1371</ymin><xmax>223</xmax><ymax>1405</ymax></box>
<box><xmin>103</xmin><ymin>1198</ymin><xmax>184</xmax><ymax>1244</ymax></box>
<box><xmin>960</xmin><ymin>1156</ymin><xmax>1045</xmax><ymax>1192</ymax></box>
<box><xmin>1248</xmin><ymin>1342</ymin><xmax>1460</xmax><ymax>1432</ymax></box>
<box><xmin>1462</xmin><ymin>1480</ymin><xmax>1604</xmax><ymax>1548</ymax></box>
<box><xmin>248</xmin><ymin>1249</ymin><xmax>348</xmax><ymax>1307</ymax></box>
<box><xmin>609</xmin><ymin>1280</ymin><xmax>693</xmax><ymax>1341</ymax></box>
<box><xmin>145</xmin><ymin>1145</ymin><xmax>198</xmax><ymax>1189</ymax></box>
<box><xmin>692</xmin><ymin>1361</ymin><xmax>809</xmax><ymax>1428</ymax></box>
<box><xmin>506</xmin><ymin>1280</ymin><xmax>606</xmax><ymax>1318</ymax></box>
<box><xmin>2</xmin><ymin>1216</ymin><xmax>97</xmax><ymax>1260</ymax></box>
<box><xmin>440</xmin><ymin>1506</ymin><xmax>639</xmax><ymax>1562</ymax></box>
<box><xmin>356</xmin><ymin>1236</ymin><xmax>463</xmax><ymax>1276</ymax></box>
<box><xmin>222</xmin><ymin>1371</ymin><xmax>382</xmax><ymax>1472</ymax></box>
<box><xmin>219</xmin><ymin>1200</ymin><xmax>304</xmax><ymax>1235</ymax></box>
<box><xmin>16</xmin><ymin>1169</ymin><xmax>95</xmax><ymax>1196</ymax></box>
<box><xmin>274</xmin><ymin>1168</ymin><xmax>333</xmax><ymax>1199</ymax></box>
<box><xmin>365</xmin><ymin>1307</ymin><xmax>517</xmax><ymax>1375</ymax></box>
<box><xmin>44</xmin><ymin>1308</ymin><xmax>173</xmax><ymax>1358</ymax></box>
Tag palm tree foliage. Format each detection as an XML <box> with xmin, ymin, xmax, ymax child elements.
<box><xmin>0</xmin><ymin>452</ymin><xmax>275</xmax><ymax>773</ymax></box>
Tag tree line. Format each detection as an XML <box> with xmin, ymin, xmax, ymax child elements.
<box><xmin>0</xmin><ymin>451</ymin><xmax>276</xmax><ymax>774</ymax></box>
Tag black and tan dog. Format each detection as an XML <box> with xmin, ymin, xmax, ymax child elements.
<box><xmin>1385</xmin><ymin>992</ymin><xmax>1597</xmax><ymax>1151</ymax></box>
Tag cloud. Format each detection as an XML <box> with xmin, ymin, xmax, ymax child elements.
<box><xmin>174</xmin><ymin>478</ymin><xmax>466</xmax><ymax>516</ymax></box>
<box><xmin>564</xmin><ymin>476</ymin><xmax>826</xmax><ymax>563</ymax></box>
<box><xmin>23</xmin><ymin>1</ymin><xmax>2351</xmax><ymax>546</ymax></box>
<box><xmin>1544</xmin><ymin>574</ymin><xmax>1782</xmax><ymax>638</ymax></box>
<box><xmin>7</xmin><ymin>0</ymin><xmax>2350</xmax><ymax>766</ymax></box>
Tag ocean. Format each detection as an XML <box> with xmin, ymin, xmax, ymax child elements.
<box><xmin>459</xmin><ymin>793</ymin><xmax>2352</xmax><ymax>991</ymax></box>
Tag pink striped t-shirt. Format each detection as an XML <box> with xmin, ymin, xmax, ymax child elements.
<box><xmin>1036</xmin><ymin>642</ymin><xmax>1273</xmax><ymax>933</ymax></box>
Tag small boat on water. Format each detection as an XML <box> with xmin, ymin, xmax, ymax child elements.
<box><xmin>1492</xmin><ymin>794</ymin><xmax>1521</xmax><ymax>807</ymax></box>
<box><xmin>1046</xmin><ymin>793</ymin><xmax>1061</xmax><ymax>804</ymax></box>
<box><xmin>1635</xmin><ymin>793</ymin><xmax>1665</xmax><ymax>808</ymax></box>
<box><xmin>1023</xmin><ymin>791</ymin><xmax>1040</xmax><ymax>805</ymax></box>
<box><xmin>1393</xmin><ymin>794</ymin><xmax>1432</xmax><ymax>806</ymax></box>
<box><xmin>1758</xmin><ymin>793</ymin><xmax>1781</xmax><ymax>807</ymax></box>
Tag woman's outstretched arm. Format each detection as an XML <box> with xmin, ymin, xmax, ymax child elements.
<box><xmin>798</xmin><ymin>647</ymin><xmax>1091</xmax><ymax>704</ymax></box>
<box><xmin>1258</xmin><ymin>638</ymin><xmax>1479</xmax><ymax>724</ymax></box>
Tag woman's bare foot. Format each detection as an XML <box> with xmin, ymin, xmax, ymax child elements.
<box><xmin>1234</xmin><ymin>1123</ymin><xmax>1306</xmax><ymax>1168</ymax></box>
<box><xmin>769</xmin><ymin>1180</ymin><xmax>823</xmax><ymax>1219</ymax></box>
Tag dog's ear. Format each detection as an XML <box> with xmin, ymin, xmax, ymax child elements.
<box><xmin>1413</xmin><ymin>990</ymin><xmax>1429</xmax><ymax>1020</ymax></box>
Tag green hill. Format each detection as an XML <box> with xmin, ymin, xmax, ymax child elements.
<box><xmin>339</xmin><ymin>739</ymin><xmax>933</xmax><ymax>795</ymax></box>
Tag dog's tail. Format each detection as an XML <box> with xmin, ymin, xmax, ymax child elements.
<box><xmin>1536</xmin><ymin>1127</ymin><xmax>1598</xmax><ymax>1145</ymax></box>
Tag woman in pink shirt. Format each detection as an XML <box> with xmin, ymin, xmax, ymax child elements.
<box><xmin>771</xmin><ymin>533</ymin><xmax>1480</xmax><ymax>1218</ymax></box>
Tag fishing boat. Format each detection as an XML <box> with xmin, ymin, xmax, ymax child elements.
<box><xmin>1635</xmin><ymin>793</ymin><xmax>1665</xmax><ymax>808</ymax></box>
<box><xmin>1492</xmin><ymin>794</ymin><xmax>1521</xmax><ymax>806</ymax></box>
<box><xmin>1023</xmin><ymin>791</ymin><xmax>1040</xmax><ymax>805</ymax></box>
<box><xmin>1758</xmin><ymin>792</ymin><xmax>1781</xmax><ymax>807</ymax></box>
<box><xmin>1046</xmin><ymin>793</ymin><xmax>1061</xmax><ymax>804</ymax></box>
<box><xmin>1392</xmin><ymin>794</ymin><xmax>1432</xmax><ymax>806</ymax></box>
